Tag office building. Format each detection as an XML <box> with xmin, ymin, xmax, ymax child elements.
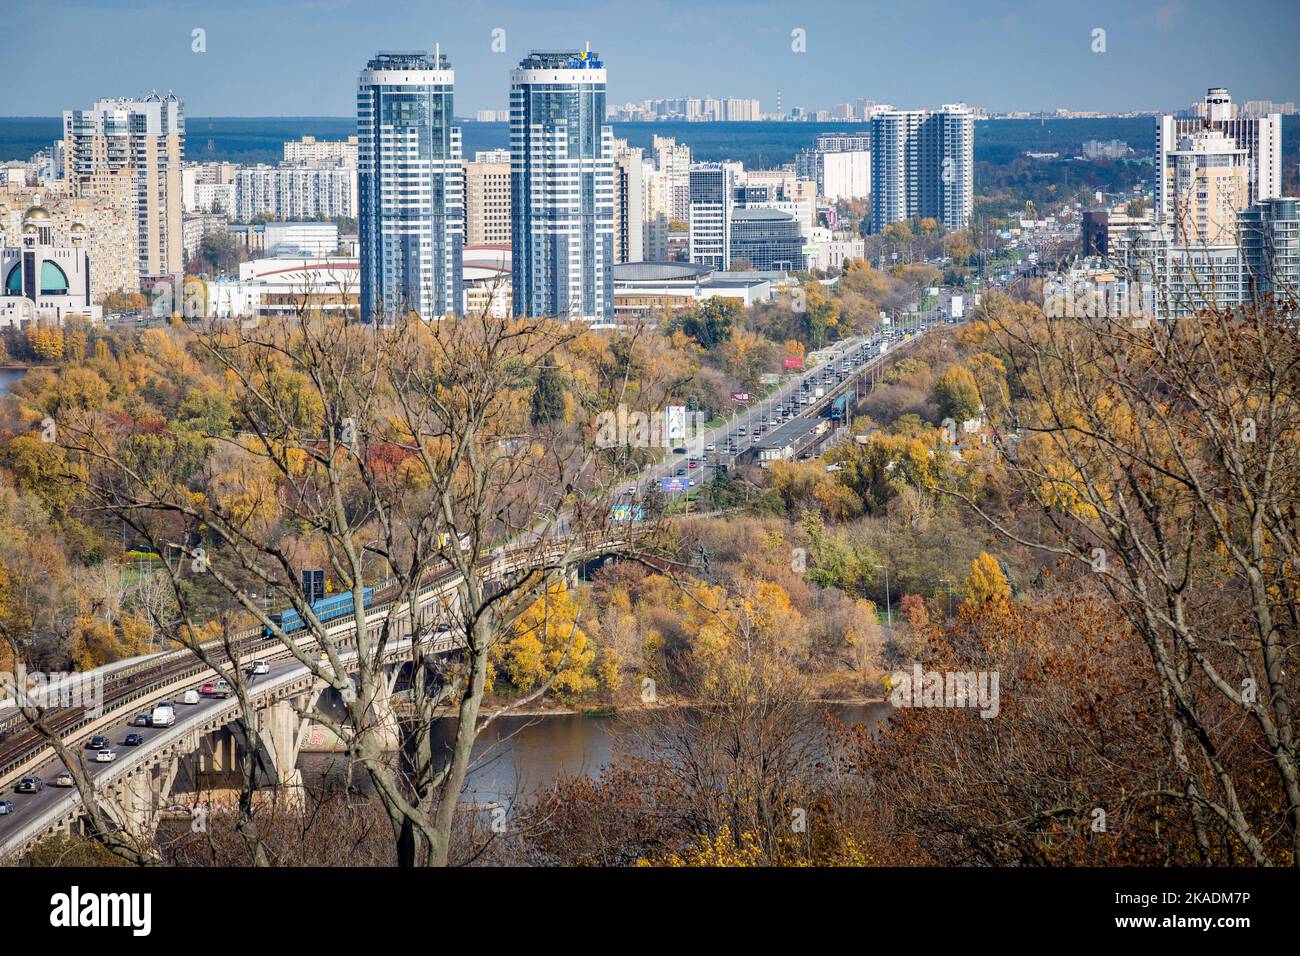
<box><xmin>510</xmin><ymin>49</ymin><xmax>615</xmax><ymax>323</ymax></box>
<box><xmin>63</xmin><ymin>93</ymin><xmax>185</xmax><ymax>285</ymax></box>
<box><xmin>730</xmin><ymin>207</ymin><xmax>805</xmax><ymax>271</ymax></box>
<box><xmin>264</xmin><ymin>221</ymin><xmax>340</xmax><ymax>257</ymax></box>
<box><xmin>357</xmin><ymin>49</ymin><xmax>464</xmax><ymax>322</ymax></box>
<box><xmin>870</xmin><ymin>104</ymin><xmax>974</xmax><ymax>232</ymax></box>
<box><xmin>688</xmin><ymin>163</ymin><xmax>733</xmax><ymax>269</ymax></box>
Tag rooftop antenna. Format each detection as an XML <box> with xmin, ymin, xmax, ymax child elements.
<box><xmin>435</xmin><ymin>42</ymin><xmax>440</xmax><ymax>66</ymax></box>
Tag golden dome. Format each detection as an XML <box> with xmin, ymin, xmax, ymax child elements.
<box><xmin>24</xmin><ymin>206</ymin><xmax>52</xmax><ymax>222</ymax></box>
<box><xmin>70</xmin><ymin>222</ymin><xmax>87</xmax><ymax>233</ymax></box>
<box><xmin>22</xmin><ymin>223</ymin><xmax>38</xmax><ymax>234</ymax></box>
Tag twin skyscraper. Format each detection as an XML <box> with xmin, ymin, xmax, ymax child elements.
<box><xmin>357</xmin><ymin>48</ymin><xmax>614</xmax><ymax>324</ymax></box>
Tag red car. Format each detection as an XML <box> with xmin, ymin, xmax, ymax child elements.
<box><xmin>199</xmin><ymin>682</ymin><xmax>215</xmax><ymax>696</ymax></box>
<box><xmin>688</xmin><ymin>461</ymin><xmax>698</xmax><ymax>469</ymax></box>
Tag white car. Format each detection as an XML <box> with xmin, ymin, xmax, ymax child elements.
<box><xmin>250</xmin><ymin>660</ymin><xmax>270</xmax><ymax>675</ymax></box>
<box><xmin>95</xmin><ymin>749</ymin><xmax>117</xmax><ymax>763</ymax></box>
<box><xmin>55</xmin><ymin>771</ymin><xmax>74</xmax><ymax>787</ymax></box>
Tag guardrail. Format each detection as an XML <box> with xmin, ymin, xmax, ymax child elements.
<box><xmin>0</xmin><ymin>535</ymin><xmax>620</xmax><ymax>794</ymax></box>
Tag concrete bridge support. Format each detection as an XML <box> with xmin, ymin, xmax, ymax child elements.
<box><xmin>98</xmin><ymin>755</ymin><xmax>182</xmax><ymax>845</ymax></box>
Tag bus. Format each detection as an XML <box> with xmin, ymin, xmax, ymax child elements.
<box><xmin>263</xmin><ymin>588</ymin><xmax>375</xmax><ymax>639</ymax></box>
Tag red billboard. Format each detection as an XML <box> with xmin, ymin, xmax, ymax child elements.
<box><xmin>783</xmin><ymin>356</ymin><xmax>804</xmax><ymax>369</ymax></box>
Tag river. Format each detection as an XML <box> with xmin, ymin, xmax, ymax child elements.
<box><xmin>0</xmin><ymin>368</ymin><xmax>27</xmax><ymax>395</ymax></box>
<box><xmin>300</xmin><ymin>701</ymin><xmax>892</xmax><ymax>806</ymax></box>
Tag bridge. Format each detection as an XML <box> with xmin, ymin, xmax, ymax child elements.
<box><xmin>0</xmin><ymin>536</ymin><xmax>612</xmax><ymax>859</ymax></box>
<box><xmin>0</xmin><ymin>316</ymin><xmax>950</xmax><ymax>859</ymax></box>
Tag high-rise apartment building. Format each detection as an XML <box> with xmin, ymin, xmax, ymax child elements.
<box><xmin>283</xmin><ymin>135</ymin><xmax>359</xmax><ymax>167</ymax></box>
<box><xmin>1241</xmin><ymin>196</ymin><xmax>1299</xmax><ymax>301</ymax></box>
<box><xmin>357</xmin><ymin>50</ymin><xmax>464</xmax><ymax>322</ymax></box>
<box><xmin>612</xmin><ymin>141</ymin><xmax>645</xmax><ymax>264</ymax></box>
<box><xmin>510</xmin><ymin>49</ymin><xmax>615</xmax><ymax>322</ymax></box>
<box><xmin>869</xmin><ymin>104</ymin><xmax>973</xmax><ymax>232</ymax></box>
<box><xmin>653</xmin><ymin>135</ymin><xmax>692</xmax><ymax>222</ymax></box>
<box><xmin>1159</xmin><ymin>128</ymin><xmax>1248</xmax><ymax>245</ymax></box>
<box><xmin>688</xmin><ymin>163</ymin><xmax>734</xmax><ymax>269</ymax></box>
<box><xmin>641</xmin><ymin>166</ymin><xmax>672</xmax><ymax>261</ymax></box>
<box><xmin>63</xmin><ymin>94</ymin><xmax>185</xmax><ymax>284</ymax></box>
<box><xmin>1158</xmin><ymin>88</ymin><xmax>1281</xmax><ymax>218</ymax></box>
<box><xmin>235</xmin><ymin>165</ymin><xmax>357</xmax><ymax>222</ymax></box>
<box><xmin>464</xmin><ymin>158</ymin><xmax>511</xmax><ymax>245</ymax></box>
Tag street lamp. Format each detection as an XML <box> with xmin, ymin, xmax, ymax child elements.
<box><xmin>875</xmin><ymin>564</ymin><xmax>892</xmax><ymax>627</ymax></box>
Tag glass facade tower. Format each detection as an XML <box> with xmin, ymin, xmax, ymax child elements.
<box><xmin>357</xmin><ymin>50</ymin><xmax>463</xmax><ymax>322</ymax></box>
<box><xmin>510</xmin><ymin>50</ymin><xmax>615</xmax><ymax>323</ymax></box>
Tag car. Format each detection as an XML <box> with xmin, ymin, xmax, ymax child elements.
<box><xmin>15</xmin><ymin>776</ymin><xmax>43</xmax><ymax>793</ymax></box>
<box><xmin>124</xmin><ymin>733</ymin><xmax>144</xmax><ymax>746</ymax></box>
<box><xmin>249</xmin><ymin>660</ymin><xmax>270</xmax><ymax>676</ymax></box>
<box><xmin>86</xmin><ymin>735</ymin><xmax>109</xmax><ymax>750</ymax></box>
<box><xmin>738</xmin><ymin>427</ymin><xmax>747</xmax><ymax>435</ymax></box>
<box><xmin>199</xmin><ymin>682</ymin><xmax>215</xmax><ymax>696</ymax></box>
<box><xmin>54</xmin><ymin>771</ymin><xmax>73</xmax><ymax>788</ymax></box>
<box><xmin>0</xmin><ymin>800</ymin><xmax>13</xmax><ymax>815</ymax></box>
<box><xmin>704</xmin><ymin>443</ymin><xmax>715</xmax><ymax>452</ymax></box>
<box><xmin>688</xmin><ymin>461</ymin><xmax>698</xmax><ymax>469</ymax></box>
<box><xmin>182</xmin><ymin>690</ymin><xmax>200</xmax><ymax>705</ymax></box>
<box><xmin>132</xmin><ymin>713</ymin><xmax>151</xmax><ymax>727</ymax></box>
<box><xmin>95</xmin><ymin>749</ymin><xmax>117</xmax><ymax>763</ymax></box>
<box><xmin>688</xmin><ymin>478</ymin><xmax>697</xmax><ymax>486</ymax></box>
<box><xmin>675</xmin><ymin>468</ymin><xmax>686</xmax><ymax>477</ymax></box>
<box><xmin>672</xmin><ymin>446</ymin><xmax>687</xmax><ymax>455</ymax></box>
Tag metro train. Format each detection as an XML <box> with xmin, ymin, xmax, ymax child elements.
<box><xmin>263</xmin><ymin>587</ymin><xmax>375</xmax><ymax>639</ymax></box>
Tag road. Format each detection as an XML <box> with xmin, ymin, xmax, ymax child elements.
<box><xmin>628</xmin><ymin>312</ymin><xmax>941</xmax><ymax>499</ymax></box>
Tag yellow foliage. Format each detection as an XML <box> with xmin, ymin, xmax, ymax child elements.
<box><xmin>964</xmin><ymin>552</ymin><xmax>1011</xmax><ymax>605</ymax></box>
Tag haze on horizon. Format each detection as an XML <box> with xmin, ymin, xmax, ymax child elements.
<box><xmin>5</xmin><ymin>0</ymin><xmax>1299</xmax><ymax>117</ymax></box>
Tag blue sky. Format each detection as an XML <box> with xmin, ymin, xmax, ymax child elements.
<box><xmin>7</xmin><ymin>0</ymin><xmax>1299</xmax><ymax>116</ymax></box>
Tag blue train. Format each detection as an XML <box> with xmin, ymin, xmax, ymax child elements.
<box><xmin>263</xmin><ymin>587</ymin><xmax>375</xmax><ymax>639</ymax></box>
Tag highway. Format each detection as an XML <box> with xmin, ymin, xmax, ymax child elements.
<box><xmin>0</xmin><ymin>313</ymin><xmax>947</xmax><ymax>851</ymax></box>
<box><xmin>633</xmin><ymin>311</ymin><xmax>940</xmax><ymax>498</ymax></box>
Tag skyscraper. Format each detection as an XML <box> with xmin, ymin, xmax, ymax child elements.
<box><xmin>870</xmin><ymin>104</ymin><xmax>973</xmax><ymax>233</ymax></box>
<box><xmin>612</xmin><ymin>140</ymin><xmax>645</xmax><ymax>264</ymax></box>
<box><xmin>63</xmin><ymin>93</ymin><xmax>184</xmax><ymax>285</ymax></box>
<box><xmin>357</xmin><ymin>50</ymin><xmax>463</xmax><ymax>322</ymax></box>
<box><xmin>688</xmin><ymin>163</ymin><xmax>733</xmax><ymax>269</ymax></box>
<box><xmin>1157</xmin><ymin>87</ymin><xmax>1282</xmax><ymax>224</ymax></box>
<box><xmin>1159</xmin><ymin>128</ymin><xmax>1248</xmax><ymax>245</ymax></box>
<box><xmin>510</xmin><ymin>49</ymin><xmax>615</xmax><ymax>322</ymax></box>
<box><xmin>464</xmin><ymin>156</ymin><xmax>512</xmax><ymax>245</ymax></box>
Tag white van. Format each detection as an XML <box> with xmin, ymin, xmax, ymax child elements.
<box><xmin>150</xmin><ymin>703</ymin><xmax>176</xmax><ymax>728</ymax></box>
<box><xmin>182</xmin><ymin>690</ymin><xmax>200</xmax><ymax>705</ymax></box>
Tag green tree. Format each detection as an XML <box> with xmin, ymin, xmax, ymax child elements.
<box><xmin>932</xmin><ymin>366</ymin><xmax>981</xmax><ymax>423</ymax></box>
<box><xmin>530</xmin><ymin>364</ymin><xmax>566</xmax><ymax>425</ymax></box>
<box><xmin>679</xmin><ymin>299</ymin><xmax>740</xmax><ymax>349</ymax></box>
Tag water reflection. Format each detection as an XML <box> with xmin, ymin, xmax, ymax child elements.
<box><xmin>300</xmin><ymin>701</ymin><xmax>891</xmax><ymax>805</ymax></box>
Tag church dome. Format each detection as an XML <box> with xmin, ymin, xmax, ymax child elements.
<box><xmin>24</xmin><ymin>206</ymin><xmax>52</xmax><ymax>222</ymax></box>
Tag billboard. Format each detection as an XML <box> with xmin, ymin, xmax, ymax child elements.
<box><xmin>783</xmin><ymin>356</ymin><xmax>804</xmax><ymax>369</ymax></box>
<box><xmin>730</xmin><ymin>391</ymin><xmax>750</xmax><ymax>403</ymax></box>
<box><xmin>660</xmin><ymin>477</ymin><xmax>690</xmax><ymax>495</ymax></box>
